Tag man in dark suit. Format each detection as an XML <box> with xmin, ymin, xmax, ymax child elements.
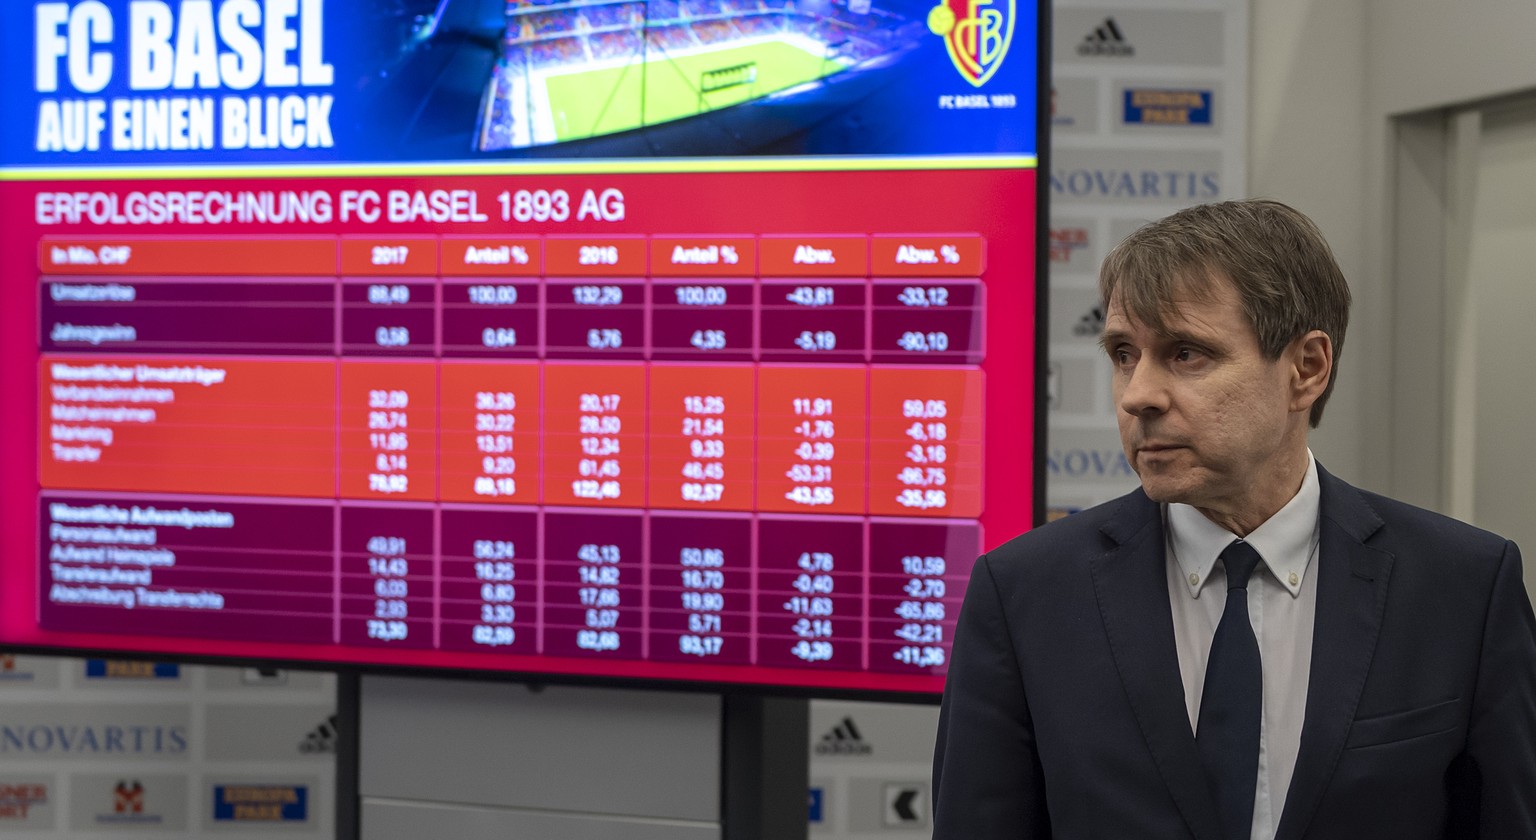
<box><xmin>933</xmin><ymin>199</ymin><xmax>1536</xmax><ymax>839</ymax></box>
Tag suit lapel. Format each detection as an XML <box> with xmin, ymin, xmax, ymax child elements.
<box><xmin>1092</xmin><ymin>491</ymin><xmax>1224</xmax><ymax>840</ymax></box>
<box><xmin>1274</xmin><ymin>468</ymin><xmax>1394</xmax><ymax>840</ymax></box>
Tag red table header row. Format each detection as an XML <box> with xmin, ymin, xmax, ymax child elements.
<box><xmin>39</xmin><ymin>235</ymin><xmax>986</xmax><ymax>278</ymax></box>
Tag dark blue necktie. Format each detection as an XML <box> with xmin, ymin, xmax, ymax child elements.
<box><xmin>1197</xmin><ymin>539</ymin><xmax>1263</xmax><ymax>840</ymax></box>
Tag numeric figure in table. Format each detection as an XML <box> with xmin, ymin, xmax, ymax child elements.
<box><xmin>543</xmin><ymin>511</ymin><xmax>644</xmax><ymax>658</ymax></box>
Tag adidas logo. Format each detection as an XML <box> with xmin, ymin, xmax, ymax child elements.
<box><xmin>1073</xmin><ymin>305</ymin><xmax>1105</xmax><ymax>337</ymax></box>
<box><xmin>1078</xmin><ymin>17</ymin><xmax>1134</xmax><ymax>57</ymax></box>
<box><xmin>299</xmin><ymin>714</ymin><xmax>338</xmax><ymax>755</ymax></box>
<box><xmin>814</xmin><ymin>717</ymin><xmax>872</xmax><ymax>756</ymax></box>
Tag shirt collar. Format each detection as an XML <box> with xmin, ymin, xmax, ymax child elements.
<box><xmin>1166</xmin><ymin>452</ymin><xmax>1321</xmax><ymax>599</ymax></box>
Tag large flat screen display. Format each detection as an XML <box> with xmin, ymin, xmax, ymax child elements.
<box><xmin>0</xmin><ymin>0</ymin><xmax>1042</xmax><ymax>697</ymax></box>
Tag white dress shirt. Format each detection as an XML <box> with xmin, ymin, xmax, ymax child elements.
<box><xmin>1164</xmin><ymin>453</ymin><xmax>1321</xmax><ymax>840</ymax></box>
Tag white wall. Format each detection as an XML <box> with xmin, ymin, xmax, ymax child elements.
<box><xmin>1248</xmin><ymin>0</ymin><xmax>1536</xmax><ymax>499</ymax></box>
<box><xmin>1366</xmin><ymin>1</ymin><xmax>1536</xmax><ymax>118</ymax></box>
<box><xmin>1246</xmin><ymin>0</ymin><xmax>1369</xmax><ymax>484</ymax></box>
<box><xmin>1363</xmin><ymin>0</ymin><xmax>1536</xmax><ymax>501</ymax></box>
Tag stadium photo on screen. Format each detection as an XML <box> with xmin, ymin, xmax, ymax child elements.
<box><xmin>478</xmin><ymin>0</ymin><xmax>926</xmax><ymax>149</ymax></box>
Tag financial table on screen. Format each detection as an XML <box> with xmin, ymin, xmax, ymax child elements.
<box><xmin>35</xmin><ymin>233</ymin><xmax>988</xmax><ymax>682</ymax></box>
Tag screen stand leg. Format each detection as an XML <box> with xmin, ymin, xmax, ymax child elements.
<box><xmin>723</xmin><ymin>694</ymin><xmax>809</xmax><ymax>840</ymax></box>
<box><xmin>336</xmin><ymin>670</ymin><xmax>361</xmax><ymax>840</ymax></box>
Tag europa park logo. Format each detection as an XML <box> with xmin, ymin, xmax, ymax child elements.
<box><xmin>927</xmin><ymin>0</ymin><xmax>1015</xmax><ymax>86</ymax></box>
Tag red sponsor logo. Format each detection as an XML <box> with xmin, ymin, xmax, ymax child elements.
<box><xmin>114</xmin><ymin>781</ymin><xmax>144</xmax><ymax>814</ymax></box>
<box><xmin>0</xmin><ymin>783</ymin><xmax>48</xmax><ymax>819</ymax></box>
<box><xmin>1048</xmin><ymin>227</ymin><xmax>1090</xmax><ymax>263</ymax></box>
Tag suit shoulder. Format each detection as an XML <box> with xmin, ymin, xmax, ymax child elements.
<box><xmin>1329</xmin><ymin>479</ymin><xmax>1518</xmax><ymax>586</ymax></box>
<box><xmin>984</xmin><ymin>490</ymin><xmax>1151</xmax><ymax>574</ymax></box>
<box><xmin>1349</xmin><ymin>486</ymin><xmax>1513</xmax><ymax>557</ymax></box>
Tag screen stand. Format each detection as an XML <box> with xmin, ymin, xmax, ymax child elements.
<box><xmin>722</xmin><ymin>695</ymin><xmax>809</xmax><ymax>840</ymax></box>
<box><xmin>336</xmin><ymin>670</ymin><xmax>361</xmax><ymax>840</ymax></box>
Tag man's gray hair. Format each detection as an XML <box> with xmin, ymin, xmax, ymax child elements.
<box><xmin>1098</xmin><ymin>198</ymin><xmax>1352</xmax><ymax>427</ymax></box>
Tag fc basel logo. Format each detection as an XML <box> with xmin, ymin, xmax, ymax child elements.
<box><xmin>928</xmin><ymin>0</ymin><xmax>1015</xmax><ymax>87</ymax></box>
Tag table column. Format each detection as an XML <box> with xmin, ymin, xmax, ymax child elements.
<box><xmin>867</xmin><ymin>366</ymin><xmax>985</xmax><ymax>518</ymax></box>
<box><xmin>646</xmin><ymin>512</ymin><xmax>753</xmax><ymax>665</ymax></box>
<box><xmin>338</xmin><ymin>238</ymin><xmax>439</xmax><ymax>357</ymax></box>
<box><xmin>440</xmin><ymin>362</ymin><xmax>541</xmax><ymax>504</ymax></box>
<box><xmin>758</xmin><ymin>235</ymin><xmax>869</xmax><ymax>364</ymax></box>
<box><xmin>542</xmin><ymin>510</ymin><xmax>645</xmax><ymax>658</ymax></box>
<box><xmin>40</xmin><ymin>356</ymin><xmax>337</xmax><ymax>499</ymax></box>
<box><xmin>38</xmin><ymin>238</ymin><xmax>340</xmax><ymax>500</ymax></box>
<box><xmin>39</xmin><ymin>493</ymin><xmax>337</xmax><ymax>644</ymax></box>
<box><xmin>543</xmin><ymin>363</ymin><xmax>647</xmax><ymax>507</ymax></box>
<box><xmin>869</xmin><ymin>234</ymin><xmax>985</xmax><ymax>365</ymax></box>
<box><xmin>648</xmin><ymin>236</ymin><xmax>757</xmax><ymax>362</ymax></box>
<box><xmin>543</xmin><ymin>236</ymin><xmax>647</xmax><ymax>359</ymax></box>
<box><xmin>440</xmin><ymin>237</ymin><xmax>544</xmax><ymax>359</ymax></box>
<box><xmin>866</xmin><ymin>519</ymin><xmax>980</xmax><ymax>675</ymax></box>
<box><xmin>40</xmin><ymin>239</ymin><xmax>336</xmax><ymax>356</ymax></box>
<box><xmin>338</xmin><ymin>503</ymin><xmax>436</xmax><ymax>649</ymax></box>
<box><xmin>438</xmin><ymin>507</ymin><xmax>540</xmax><ymax>654</ymax></box>
<box><xmin>338</xmin><ymin>361</ymin><xmax>437</xmax><ymax>501</ymax></box>
<box><xmin>869</xmin><ymin>280</ymin><xmax>984</xmax><ymax>364</ymax></box>
<box><xmin>755</xmin><ymin>516</ymin><xmax>866</xmax><ymax>670</ymax></box>
<box><xmin>756</xmin><ymin>366</ymin><xmax>867</xmax><ymax>515</ymax></box>
<box><xmin>648</xmin><ymin>363</ymin><xmax>755</xmax><ymax>511</ymax></box>
<box><xmin>42</xmin><ymin>275</ymin><xmax>335</xmax><ymax>363</ymax></box>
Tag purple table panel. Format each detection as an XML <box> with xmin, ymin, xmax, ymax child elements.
<box><xmin>757</xmin><ymin>281</ymin><xmax>868</xmax><ymax>364</ymax></box>
<box><xmin>441</xmin><ymin>280</ymin><xmax>542</xmax><ymax>359</ymax></box>
<box><xmin>870</xmin><ymin>280</ymin><xmax>982</xmax><ymax>309</ymax></box>
<box><xmin>866</xmin><ymin>518</ymin><xmax>981</xmax><ymax>675</ymax></box>
<box><xmin>542</xmin><ymin>510</ymin><xmax>645</xmax><ymax>659</ymax></box>
<box><xmin>754</xmin><ymin>516</ymin><xmax>866</xmax><ymax>670</ymax></box>
<box><xmin>38</xmin><ymin>493</ymin><xmax>336</xmax><ymax>643</ymax></box>
<box><xmin>41</xmin><ymin>280</ymin><xmax>335</xmax><ymax>355</ymax></box>
<box><xmin>339</xmin><ymin>280</ymin><xmax>438</xmax><ymax>356</ymax></box>
<box><xmin>438</xmin><ymin>507</ymin><xmax>540</xmax><ymax>654</ymax></box>
<box><xmin>869</xmin><ymin>307</ymin><xmax>984</xmax><ymax>365</ymax></box>
<box><xmin>646</xmin><ymin>512</ymin><xmax>753</xmax><ymax>665</ymax></box>
<box><xmin>338</xmin><ymin>504</ymin><xmax>436</xmax><ymax>649</ymax></box>
<box><xmin>544</xmin><ymin>281</ymin><xmax>646</xmax><ymax>360</ymax></box>
<box><xmin>649</xmin><ymin>281</ymin><xmax>756</xmax><ymax>362</ymax></box>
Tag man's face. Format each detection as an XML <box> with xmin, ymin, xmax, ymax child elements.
<box><xmin>1101</xmin><ymin>275</ymin><xmax>1301</xmax><ymax>514</ymax></box>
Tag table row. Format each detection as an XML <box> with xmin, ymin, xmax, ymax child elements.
<box><xmin>39</xmin><ymin>234</ymin><xmax>986</xmax><ymax>279</ymax></box>
<box><xmin>40</xmin><ymin>494</ymin><xmax>981</xmax><ymax>676</ymax></box>
<box><xmin>42</xmin><ymin>357</ymin><xmax>983</xmax><ymax>517</ymax></box>
<box><xmin>42</xmin><ymin>277</ymin><xmax>984</xmax><ymax>364</ymax></box>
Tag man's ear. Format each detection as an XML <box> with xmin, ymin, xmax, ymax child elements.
<box><xmin>1288</xmin><ymin>330</ymin><xmax>1332</xmax><ymax>414</ymax></box>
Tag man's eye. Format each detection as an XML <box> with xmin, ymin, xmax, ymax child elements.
<box><xmin>1174</xmin><ymin>347</ymin><xmax>1200</xmax><ymax>362</ymax></box>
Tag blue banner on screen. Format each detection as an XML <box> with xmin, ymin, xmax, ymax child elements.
<box><xmin>4</xmin><ymin>0</ymin><xmax>1036</xmax><ymax>165</ymax></box>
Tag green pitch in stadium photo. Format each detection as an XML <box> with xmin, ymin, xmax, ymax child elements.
<box><xmin>478</xmin><ymin>0</ymin><xmax>920</xmax><ymax>150</ymax></box>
